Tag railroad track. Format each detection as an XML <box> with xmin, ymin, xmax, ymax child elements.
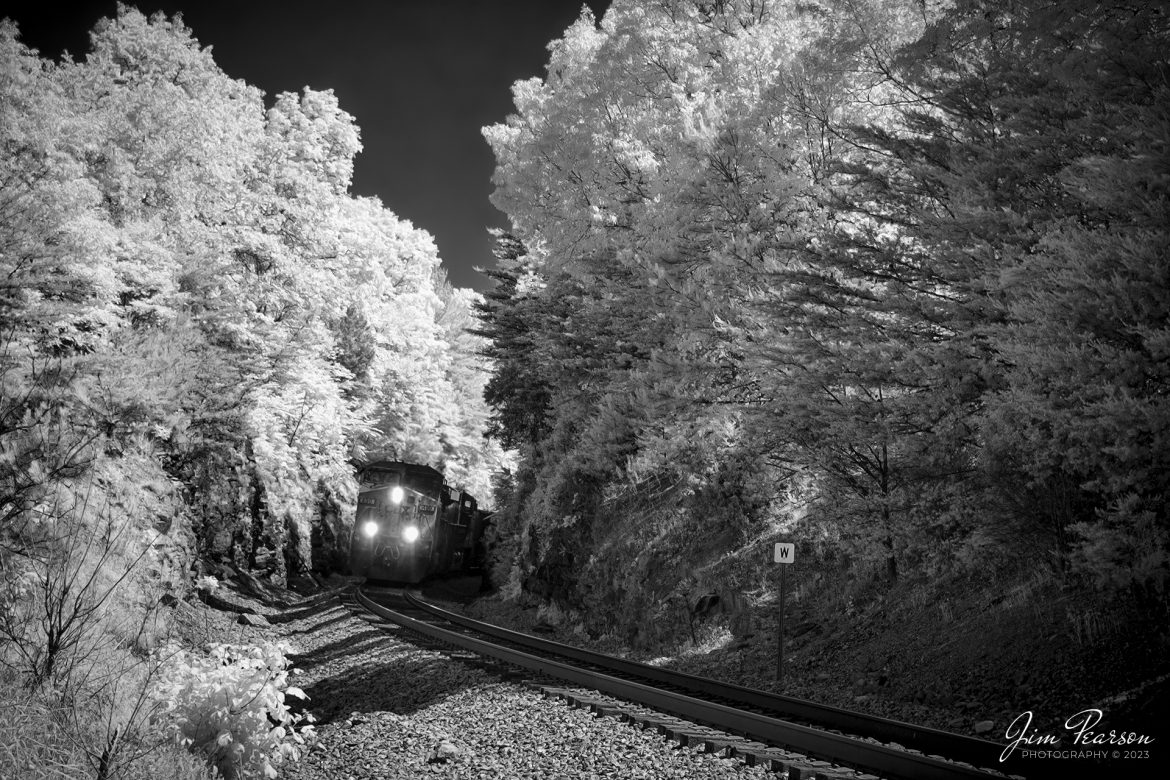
<box><xmin>354</xmin><ymin>585</ymin><xmax>1030</xmax><ymax>780</ymax></box>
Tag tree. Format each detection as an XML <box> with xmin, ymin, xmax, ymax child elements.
<box><xmin>830</xmin><ymin>0</ymin><xmax>1170</xmax><ymax>591</ymax></box>
<box><xmin>473</xmin><ymin>231</ymin><xmax>552</xmax><ymax>451</ymax></box>
<box><xmin>2</xmin><ymin>6</ymin><xmax>511</xmax><ymax>775</ymax></box>
<box><xmin>4</xmin><ymin>6</ymin><xmax>506</xmax><ymax>583</ymax></box>
<box><xmin>480</xmin><ymin>0</ymin><xmax>932</xmax><ymax>619</ymax></box>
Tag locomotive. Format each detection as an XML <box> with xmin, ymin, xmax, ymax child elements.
<box><xmin>348</xmin><ymin>460</ymin><xmax>490</xmax><ymax>584</ymax></box>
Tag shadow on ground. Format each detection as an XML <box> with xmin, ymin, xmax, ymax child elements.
<box><xmin>282</xmin><ymin>600</ymin><xmax>491</xmax><ymax>725</ymax></box>
<box><xmin>297</xmin><ymin>650</ymin><xmax>489</xmax><ymax>724</ymax></box>
<box><xmin>267</xmin><ymin>593</ymin><xmax>349</xmax><ymax>624</ymax></box>
<box><xmin>287</xmin><ymin>626</ymin><xmax>387</xmax><ymax>671</ymax></box>
<box><xmin>283</xmin><ymin>611</ymin><xmax>352</xmax><ymax>636</ymax></box>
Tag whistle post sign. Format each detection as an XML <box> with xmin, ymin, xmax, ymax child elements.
<box><xmin>773</xmin><ymin>542</ymin><xmax>794</xmax><ymax>686</ymax></box>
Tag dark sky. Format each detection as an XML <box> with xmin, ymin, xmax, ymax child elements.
<box><xmin>3</xmin><ymin>0</ymin><xmax>609</xmax><ymax>291</ymax></box>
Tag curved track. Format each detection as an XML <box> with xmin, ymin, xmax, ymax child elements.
<box><xmin>356</xmin><ymin>586</ymin><xmax>1029</xmax><ymax>780</ymax></box>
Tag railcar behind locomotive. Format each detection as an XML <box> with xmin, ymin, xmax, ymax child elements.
<box><xmin>348</xmin><ymin>460</ymin><xmax>489</xmax><ymax>584</ymax></box>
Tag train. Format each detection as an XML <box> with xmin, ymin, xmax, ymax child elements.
<box><xmin>348</xmin><ymin>460</ymin><xmax>491</xmax><ymax>584</ymax></box>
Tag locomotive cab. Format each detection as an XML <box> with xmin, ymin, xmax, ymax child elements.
<box><xmin>350</xmin><ymin>461</ymin><xmax>444</xmax><ymax>583</ymax></box>
<box><xmin>349</xmin><ymin>460</ymin><xmax>489</xmax><ymax>584</ymax></box>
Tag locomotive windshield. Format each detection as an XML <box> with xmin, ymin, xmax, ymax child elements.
<box><xmin>358</xmin><ymin>462</ymin><xmax>442</xmax><ymax>495</ymax></box>
<box><xmin>359</xmin><ymin>468</ymin><xmax>397</xmax><ymax>489</ymax></box>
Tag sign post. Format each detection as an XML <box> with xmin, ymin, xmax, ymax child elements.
<box><xmin>773</xmin><ymin>542</ymin><xmax>794</xmax><ymax>685</ymax></box>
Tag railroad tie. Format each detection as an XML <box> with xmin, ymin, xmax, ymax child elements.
<box><xmin>700</xmin><ymin>734</ymin><xmax>741</xmax><ymax>756</ymax></box>
<box><xmin>536</xmin><ymin>685</ymin><xmax>576</xmax><ymax>700</ymax></box>
<box><xmin>784</xmin><ymin>762</ymin><xmax>860</xmax><ymax>780</ymax></box>
<box><xmin>741</xmin><ymin>746</ymin><xmax>801</xmax><ymax>775</ymax></box>
<box><xmin>677</xmin><ymin>728</ymin><xmax>735</xmax><ymax>754</ymax></box>
<box><xmin>735</xmin><ymin>740</ymin><xmax>773</xmax><ymax>765</ymax></box>
<box><xmin>631</xmin><ymin>712</ymin><xmax>663</xmax><ymax>731</ymax></box>
<box><xmin>567</xmin><ymin>692</ymin><xmax>604</xmax><ymax>710</ymax></box>
<box><xmin>541</xmin><ymin>687</ymin><xmax>651</xmax><ymax>725</ymax></box>
<box><xmin>445</xmin><ymin>651</ymin><xmax>479</xmax><ymax>661</ymax></box>
<box><xmin>588</xmin><ymin>701</ymin><xmax>627</xmax><ymax>719</ymax></box>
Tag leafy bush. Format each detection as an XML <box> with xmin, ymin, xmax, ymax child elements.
<box><xmin>153</xmin><ymin>642</ymin><xmax>314</xmax><ymax>780</ymax></box>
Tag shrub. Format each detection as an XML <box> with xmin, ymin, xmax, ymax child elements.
<box><xmin>0</xmin><ymin>668</ymin><xmax>217</xmax><ymax>780</ymax></box>
<box><xmin>0</xmin><ymin>676</ymin><xmax>87</xmax><ymax>780</ymax></box>
<box><xmin>153</xmin><ymin>641</ymin><xmax>314</xmax><ymax>780</ymax></box>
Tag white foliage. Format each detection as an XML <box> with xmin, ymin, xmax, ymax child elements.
<box><xmin>152</xmin><ymin>641</ymin><xmax>314</xmax><ymax>780</ymax></box>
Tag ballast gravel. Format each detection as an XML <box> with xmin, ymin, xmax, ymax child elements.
<box><xmin>272</xmin><ymin>596</ymin><xmax>775</xmax><ymax>780</ymax></box>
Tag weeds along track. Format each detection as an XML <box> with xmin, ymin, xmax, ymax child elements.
<box><xmin>354</xmin><ymin>585</ymin><xmax>1024</xmax><ymax>780</ymax></box>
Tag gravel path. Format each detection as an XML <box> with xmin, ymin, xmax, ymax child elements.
<box><xmin>271</xmin><ymin>593</ymin><xmax>776</xmax><ymax>780</ymax></box>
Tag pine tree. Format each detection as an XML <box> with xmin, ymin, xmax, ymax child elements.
<box><xmin>830</xmin><ymin>0</ymin><xmax>1170</xmax><ymax>589</ymax></box>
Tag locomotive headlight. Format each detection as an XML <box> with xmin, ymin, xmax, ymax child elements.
<box><xmin>402</xmin><ymin>525</ymin><xmax>420</xmax><ymax>543</ymax></box>
<box><xmin>361</xmin><ymin>520</ymin><xmax>379</xmax><ymax>538</ymax></box>
<box><xmin>390</xmin><ymin>486</ymin><xmax>405</xmax><ymax>504</ymax></box>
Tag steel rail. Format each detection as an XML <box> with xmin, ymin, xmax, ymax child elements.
<box><xmin>401</xmin><ymin>591</ymin><xmax>1019</xmax><ymax>775</ymax></box>
<box><xmin>356</xmin><ymin>587</ymin><xmax>1007</xmax><ymax>780</ymax></box>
